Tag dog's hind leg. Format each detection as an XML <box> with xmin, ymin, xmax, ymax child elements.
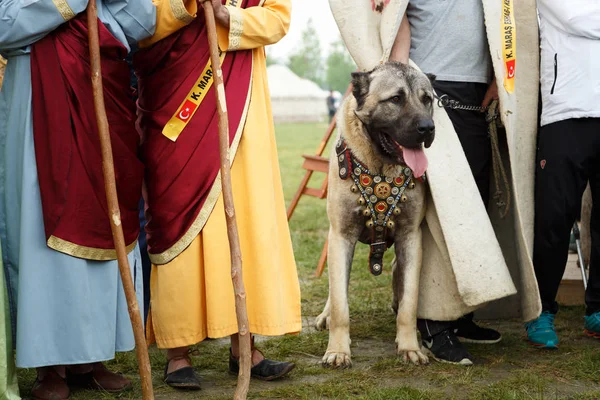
<box><xmin>391</xmin><ymin>256</ymin><xmax>400</xmax><ymax>315</ymax></box>
<box><xmin>315</xmin><ymin>297</ymin><xmax>331</xmax><ymax>331</ymax></box>
<box><xmin>322</xmin><ymin>227</ymin><xmax>356</xmax><ymax>369</ymax></box>
<box><xmin>394</xmin><ymin>226</ymin><xmax>429</xmax><ymax>365</ymax></box>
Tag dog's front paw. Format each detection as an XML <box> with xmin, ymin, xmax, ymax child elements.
<box><xmin>398</xmin><ymin>349</ymin><xmax>429</xmax><ymax>365</ymax></box>
<box><xmin>315</xmin><ymin>312</ymin><xmax>330</xmax><ymax>331</ymax></box>
<box><xmin>322</xmin><ymin>350</ymin><xmax>352</xmax><ymax>369</ymax></box>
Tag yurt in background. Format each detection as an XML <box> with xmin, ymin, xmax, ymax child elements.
<box><xmin>267</xmin><ymin>64</ymin><xmax>328</xmax><ymax>123</ymax></box>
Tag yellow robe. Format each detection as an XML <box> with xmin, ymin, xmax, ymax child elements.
<box><xmin>141</xmin><ymin>0</ymin><xmax>302</xmax><ymax>348</ymax></box>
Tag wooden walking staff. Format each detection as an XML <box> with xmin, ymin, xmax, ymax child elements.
<box><xmin>86</xmin><ymin>2</ymin><xmax>154</xmax><ymax>399</ymax></box>
<box><xmin>201</xmin><ymin>1</ymin><xmax>252</xmax><ymax>398</ymax></box>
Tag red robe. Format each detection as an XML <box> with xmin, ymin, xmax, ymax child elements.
<box><xmin>134</xmin><ymin>0</ymin><xmax>258</xmax><ymax>261</ymax></box>
<box><xmin>30</xmin><ymin>15</ymin><xmax>142</xmax><ymax>259</ymax></box>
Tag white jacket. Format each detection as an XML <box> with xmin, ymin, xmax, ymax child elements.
<box><xmin>538</xmin><ymin>0</ymin><xmax>600</xmax><ymax>126</ymax></box>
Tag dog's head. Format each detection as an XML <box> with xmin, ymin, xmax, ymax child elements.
<box><xmin>351</xmin><ymin>62</ymin><xmax>435</xmax><ymax>175</ymax></box>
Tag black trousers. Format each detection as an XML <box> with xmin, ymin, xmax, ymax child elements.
<box><xmin>138</xmin><ymin>198</ymin><xmax>152</xmax><ymax>326</ymax></box>
<box><xmin>533</xmin><ymin>118</ymin><xmax>600</xmax><ymax>315</ymax></box>
<box><xmin>417</xmin><ymin>81</ymin><xmax>492</xmax><ymax>338</ymax></box>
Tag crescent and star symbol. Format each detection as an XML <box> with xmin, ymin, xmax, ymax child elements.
<box><xmin>175</xmin><ymin>100</ymin><xmax>199</xmax><ymax>123</ymax></box>
<box><xmin>178</xmin><ymin>107</ymin><xmax>191</xmax><ymax>121</ymax></box>
<box><xmin>506</xmin><ymin>60</ymin><xmax>516</xmax><ymax>79</ymax></box>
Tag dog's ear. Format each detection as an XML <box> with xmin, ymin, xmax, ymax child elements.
<box><xmin>351</xmin><ymin>71</ymin><xmax>371</xmax><ymax>109</ymax></box>
<box><xmin>354</xmin><ymin>109</ymin><xmax>370</xmax><ymax>125</ymax></box>
<box><xmin>425</xmin><ymin>73</ymin><xmax>436</xmax><ymax>85</ymax></box>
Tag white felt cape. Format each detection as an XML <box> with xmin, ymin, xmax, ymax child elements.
<box><xmin>329</xmin><ymin>0</ymin><xmax>542</xmax><ymax>322</ymax></box>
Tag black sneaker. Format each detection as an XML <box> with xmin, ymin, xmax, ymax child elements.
<box><xmin>455</xmin><ymin>318</ymin><xmax>502</xmax><ymax>344</ymax></box>
<box><xmin>421</xmin><ymin>329</ymin><xmax>473</xmax><ymax>366</ymax></box>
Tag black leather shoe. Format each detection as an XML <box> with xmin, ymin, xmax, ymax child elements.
<box><xmin>229</xmin><ymin>349</ymin><xmax>295</xmax><ymax>381</ymax></box>
<box><xmin>164</xmin><ymin>358</ymin><xmax>202</xmax><ymax>390</ymax></box>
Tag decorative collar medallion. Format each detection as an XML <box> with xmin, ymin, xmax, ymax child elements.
<box><xmin>335</xmin><ymin>137</ymin><xmax>425</xmax><ymax>276</ymax></box>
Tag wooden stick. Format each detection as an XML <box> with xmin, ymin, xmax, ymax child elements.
<box><xmin>86</xmin><ymin>3</ymin><xmax>154</xmax><ymax>399</ymax></box>
<box><xmin>201</xmin><ymin>2</ymin><xmax>252</xmax><ymax>399</ymax></box>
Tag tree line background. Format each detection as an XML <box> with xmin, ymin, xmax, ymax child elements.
<box><xmin>267</xmin><ymin>19</ymin><xmax>356</xmax><ymax>94</ymax></box>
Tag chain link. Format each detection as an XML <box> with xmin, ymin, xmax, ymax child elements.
<box><xmin>436</xmin><ymin>94</ymin><xmax>486</xmax><ymax>112</ymax></box>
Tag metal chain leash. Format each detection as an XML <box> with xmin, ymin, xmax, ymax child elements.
<box><xmin>435</xmin><ymin>94</ymin><xmax>512</xmax><ymax>219</ymax></box>
<box><xmin>486</xmin><ymin>100</ymin><xmax>511</xmax><ymax>219</ymax></box>
<box><xmin>436</xmin><ymin>94</ymin><xmax>486</xmax><ymax>112</ymax></box>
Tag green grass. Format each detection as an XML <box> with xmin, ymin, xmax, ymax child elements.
<box><xmin>16</xmin><ymin>123</ymin><xmax>600</xmax><ymax>399</ymax></box>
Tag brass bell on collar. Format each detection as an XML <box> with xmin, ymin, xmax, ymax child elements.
<box><xmin>393</xmin><ymin>207</ymin><xmax>401</xmax><ymax>215</ymax></box>
<box><xmin>409</xmin><ymin>181</ymin><xmax>416</xmax><ymax>189</ymax></box>
<box><xmin>351</xmin><ymin>184</ymin><xmax>358</xmax><ymax>193</ymax></box>
<box><xmin>363</xmin><ymin>208</ymin><xmax>371</xmax><ymax>217</ymax></box>
<box><xmin>357</xmin><ymin>197</ymin><xmax>366</xmax><ymax>206</ymax></box>
<box><xmin>400</xmin><ymin>194</ymin><xmax>408</xmax><ymax>203</ymax></box>
<box><xmin>387</xmin><ymin>220</ymin><xmax>395</xmax><ymax>229</ymax></box>
<box><xmin>366</xmin><ymin>220</ymin><xmax>374</xmax><ymax>228</ymax></box>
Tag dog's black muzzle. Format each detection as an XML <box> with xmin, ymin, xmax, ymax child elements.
<box><xmin>416</xmin><ymin>118</ymin><xmax>435</xmax><ymax>148</ymax></box>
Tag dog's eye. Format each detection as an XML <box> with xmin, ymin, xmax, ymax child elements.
<box><xmin>422</xmin><ymin>96</ymin><xmax>433</xmax><ymax>105</ymax></box>
<box><xmin>387</xmin><ymin>91</ymin><xmax>405</xmax><ymax>104</ymax></box>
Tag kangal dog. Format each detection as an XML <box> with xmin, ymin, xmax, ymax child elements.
<box><xmin>316</xmin><ymin>62</ymin><xmax>436</xmax><ymax>368</ymax></box>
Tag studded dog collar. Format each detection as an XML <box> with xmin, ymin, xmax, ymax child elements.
<box><xmin>336</xmin><ymin>138</ymin><xmax>425</xmax><ymax>276</ymax></box>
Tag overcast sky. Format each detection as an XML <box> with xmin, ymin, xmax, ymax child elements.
<box><xmin>268</xmin><ymin>0</ymin><xmax>341</xmax><ymax>60</ymax></box>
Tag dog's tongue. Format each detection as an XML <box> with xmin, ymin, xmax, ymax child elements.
<box><xmin>402</xmin><ymin>147</ymin><xmax>428</xmax><ymax>178</ymax></box>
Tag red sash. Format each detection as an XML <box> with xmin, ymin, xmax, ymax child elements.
<box><xmin>134</xmin><ymin>0</ymin><xmax>258</xmax><ymax>263</ymax></box>
<box><xmin>30</xmin><ymin>15</ymin><xmax>142</xmax><ymax>259</ymax></box>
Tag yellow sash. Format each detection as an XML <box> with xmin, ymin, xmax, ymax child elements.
<box><xmin>162</xmin><ymin>0</ymin><xmax>240</xmax><ymax>142</ymax></box>
<box><xmin>501</xmin><ymin>0</ymin><xmax>516</xmax><ymax>94</ymax></box>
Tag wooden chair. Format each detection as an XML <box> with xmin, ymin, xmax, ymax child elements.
<box><xmin>287</xmin><ymin>84</ymin><xmax>352</xmax><ymax>277</ymax></box>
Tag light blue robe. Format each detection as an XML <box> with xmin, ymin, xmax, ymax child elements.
<box><xmin>0</xmin><ymin>0</ymin><xmax>155</xmax><ymax>368</ymax></box>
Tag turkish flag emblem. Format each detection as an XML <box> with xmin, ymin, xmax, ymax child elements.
<box><xmin>506</xmin><ymin>59</ymin><xmax>516</xmax><ymax>79</ymax></box>
<box><xmin>176</xmin><ymin>100</ymin><xmax>197</xmax><ymax>122</ymax></box>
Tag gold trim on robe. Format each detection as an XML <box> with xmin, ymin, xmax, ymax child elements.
<box><xmin>149</xmin><ymin>63</ymin><xmax>254</xmax><ymax>265</ymax></box>
<box><xmin>52</xmin><ymin>0</ymin><xmax>76</xmax><ymax>21</ymax></box>
<box><xmin>48</xmin><ymin>235</ymin><xmax>138</xmax><ymax>261</ymax></box>
<box><xmin>226</xmin><ymin>6</ymin><xmax>244</xmax><ymax>51</ymax></box>
<box><xmin>169</xmin><ymin>0</ymin><xmax>195</xmax><ymax>24</ymax></box>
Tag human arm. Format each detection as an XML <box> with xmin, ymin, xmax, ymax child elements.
<box><xmin>206</xmin><ymin>0</ymin><xmax>291</xmax><ymax>51</ymax></box>
<box><xmin>139</xmin><ymin>0</ymin><xmax>290</xmax><ymax>50</ymax></box>
<box><xmin>537</xmin><ymin>0</ymin><xmax>600</xmax><ymax>39</ymax></box>
<box><xmin>389</xmin><ymin>12</ymin><xmax>410</xmax><ymax>63</ymax></box>
<box><xmin>105</xmin><ymin>0</ymin><xmax>157</xmax><ymax>44</ymax></box>
<box><xmin>0</xmin><ymin>0</ymin><xmax>88</xmax><ymax>51</ymax></box>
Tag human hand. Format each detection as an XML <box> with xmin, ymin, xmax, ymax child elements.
<box><xmin>481</xmin><ymin>77</ymin><xmax>499</xmax><ymax>111</ymax></box>
<box><xmin>198</xmin><ymin>0</ymin><xmax>230</xmax><ymax>27</ymax></box>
